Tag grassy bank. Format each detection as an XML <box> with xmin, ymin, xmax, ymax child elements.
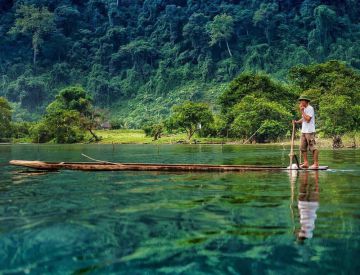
<box><xmin>9</xmin><ymin>129</ymin><xmax>358</xmax><ymax>148</ymax></box>
<box><xmin>89</xmin><ymin>129</ymin><xmax>235</xmax><ymax>144</ymax></box>
<box><xmin>90</xmin><ymin>129</ymin><xmax>358</xmax><ymax>148</ymax></box>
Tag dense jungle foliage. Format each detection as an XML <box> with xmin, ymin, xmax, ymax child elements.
<box><xmin>0</xmin><ymin>1</ymin><xmax>359</xmax><ymax>144</ymax></box>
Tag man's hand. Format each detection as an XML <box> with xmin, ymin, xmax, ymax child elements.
<box><xmin>299</xmin><ymin>102</ymin><xmax>305</xmax><ymax>112</ymax></box>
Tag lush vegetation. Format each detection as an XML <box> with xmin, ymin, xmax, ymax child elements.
<box><xmin>290</xmin><ymin>61</ymin><xmax>360</xmax><ymax>147</ymax></box>
<box><xmin>0</xmin><ymin>1</ymin><xmax>359</xmax><ymax>145</ymax></box>
<box><xmin>167</xmin><ymin>101</ymin><xmax>214</xmax><ymax>141</ymax></box>
<box><xmin>30</xmin><ymin>86</ymin><xmax>101</xmax><ymax>143</ymax></box>
<box><xmin>0</xmin><ymin>97</ymin><xmax>12</xmax><ymax>140</ymax></box>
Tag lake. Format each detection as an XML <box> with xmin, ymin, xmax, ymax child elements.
<box><xmin>0</xmin><ymin>144</ymin><xmax>359</xmax><ymax>274</ymax></box>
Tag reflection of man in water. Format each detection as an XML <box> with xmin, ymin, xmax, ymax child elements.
<box><xmin>297</xmin><ymin>171</ymin><xmax>319</xmax><ymax>240</ymax></box>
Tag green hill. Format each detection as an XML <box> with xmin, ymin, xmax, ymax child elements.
<box><xmin>1</xmin><ymin>0</ymin><xmax>360</xmax><ymax>127</ymax></box>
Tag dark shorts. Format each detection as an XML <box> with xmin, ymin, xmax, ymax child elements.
<box><xmin>301</xmin><ymin>133</ymin><xmax>317</xmax><ymax>152</ymax></box>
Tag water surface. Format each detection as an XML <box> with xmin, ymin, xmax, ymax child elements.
<box><xmin>0</xmin><ymin>144</ymin><xmax>359</xmax><ymax>274</ymax></box>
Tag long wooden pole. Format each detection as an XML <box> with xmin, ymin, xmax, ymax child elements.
<box><xmin>243</xmin><ymin>125</ymin><xmax>263</xmax><ymax>144</ymax></box>
<box><xmin>299</xmin><ymin>132</ymin><xmax>302</xmax><ymax>164</ymax></box>
<box><xmin>81</xmin><ymin>153</ymin><xmax>117</xmax><ymax>165</ymax></box>
<box><xmin>289</xmin><ymin>121</ymin><xmax>296</xmax><ymax>169</ymax></box>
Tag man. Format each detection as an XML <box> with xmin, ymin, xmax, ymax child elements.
<box><xmin>294</xmin><ymin>96</ymin><xmax>319</xmax><ymax>168</ymax></box>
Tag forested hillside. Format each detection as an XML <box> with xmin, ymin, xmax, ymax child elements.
<box><xmin>1</xmin><ymin>0</ymin><xmax>360</xmax><ymax>127</ymax></box>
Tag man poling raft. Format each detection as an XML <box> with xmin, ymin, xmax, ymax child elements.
<box><xmin>293</xmin><ymin>96</ymin><xmax>319</xmax><ymax>169</ymax></box>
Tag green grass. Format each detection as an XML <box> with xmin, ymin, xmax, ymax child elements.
<box><xmin>89</xmin><ymin>129</ymin><xmax>359</xmax><ymax>148</ymax></box>
<box><xmin>10</xmin><ymin>137</ymin><xmax>33</xmax><ymax>144</ymax></box>
<box><xmin>8</xmin><ymin>129</ymin><xmax>359</xmax><ymax>148</ymax></box>
<box><xmin>92</xmin><ymin>129</ymin><xmax>152</xmax><ymax>144</ymax></box>
<box><xmin>91</xmin><ymin>129</ymin><xmax>236</xmax><ymax>144</ymax></box>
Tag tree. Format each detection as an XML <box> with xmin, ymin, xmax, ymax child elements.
<box><xmin>9</xmin><ymin>4</ymin><xmax>55</xmax><ymax>64</ymax></box>
<box><xmin>34</xmin><ymin>86</ymin><xmax>101</xmax><ymax>143</ymax></box>
<box><xmin>320</xmin><ymin>95</ymin><xmax>359</xmax><ymax>148</ymax></box>
<box><xmin>11</xmin><ymin>121</ymin><xmax>31</xmax><ymax>139</ymax></box>
<box><xmin>290</xmin><ymin>61</ymin><xmax>360</xmax><ymax>147</ymax></box>
<box><xmin>183</xmin><ymin>13</ymin><xmax>209</xmax><ymax>53</ymax></box>
<box><xmin>143</xmin><ymin>122</ymin><xmax>164</xmax><ymax>141</ymax></box>
<box><xmin>42</xmin><ymin>107</ymin><xmax>84</xmax><ymax>143</ymax></box>
<box><xmin>253</xmin><ymin>3</ymin><xmax>279</xmax><ymax>44</ymax></box>
<box><xmin>219</xmin><ymin>73</ymin><xmax>296</xmax><ymax>119</ymax></box>
<box><xmin>55</xmin><ymin>86</ymin><xmax>101</xmax><ymax>142</ymax></box>
<box><xmin>229</xmin><ymin>95</ymin><xmax>292</xmax><ymax>142</ymax></box>
<box><xmin>207</xmin><ymin>14</ymin><xmax>234</xmax><ymax>57</ymax></box>
<box><xmin>54</xmin><ymin>5</ymin><xmax>80</xmax><ymax>36</ymax></box>
<box><xmin>168</xmin><ymin>101</ymin><xmax>214</xmax><ymax>141</ymax></box>
<box><xmin>87</xmin><ymin>65</ymin><xmax>112</xmax><ymax>107</ymax></box>
<box><xmin>0</xmin><ymin>97</ymin><xmax>12</xmax><ymax>139</ymax></box>
<box><xmin>289</xmin><ymin>61</ymin><xmax>360</xmax><ymax>102</ymax></box>
<box><xmin>5</xmin><ymin>76</ymin><xmax>47</xmax><ymax>111</ymax></box>
<box><xmin>308</xmin><ymin>5</ymin><xmax>337</xmax><ymax>56</ymax></box>
<box><xmin>118</xmin><ymin>39</ymin><xmax>158</xmax><ymax>78</ymax></box>
<box><xmin>164</xmin><ymin>4</ymin><xmax>185</xmax><ymax>43</ymax></box>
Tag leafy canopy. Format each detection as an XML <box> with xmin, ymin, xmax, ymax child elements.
<box><xmin>33</xmin><ymin>86</ymin><xmax>99</xmax><ymax>143</ymax></box>
<box><xmin>290</xmin><ymin>60</ymin><xmax>360</xmax><ymax>140</ymax></box>
<box><xmin>207</xmin><ymin>14</ymin><xmax>234</xmax><ymax>44</ymax></box>
<box><xmin>207</xmin><ymin>13</ymin><xmax>234</xmax><ymax>56</ymax></box>
<box><xmin>168</xmin><ymin>101</ymin><xmax>214</xmax><ymax>141</ymax></box>
<box><xmin>220</xmin><ymin>73</ymin><xmax>296</xmax><ymax>116</ymax></box>
<box><xmin>9</xmin><ymin>4</ymin><xmax>55</xmax><ymax>64</ymax></box>
<box><xmin>0</xmin><ymin>97</ymin><xmax>12</xmax><ymax>138</ymax></box>
<box><xmin>230</xmin><ymin>95</ymin><xmax>292</xmax><ymax>142</ymax></box>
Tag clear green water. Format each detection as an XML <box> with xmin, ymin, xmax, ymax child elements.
<box><xmin>0</xmin><ymin>144</ymin><xmax>359</xmax><ymax>274</ymax></box>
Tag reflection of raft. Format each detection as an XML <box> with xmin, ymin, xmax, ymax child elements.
<box><xmin>9</xmin><ymin>160</ymin><xmax>329</xmax><ymax>172</ymax></box>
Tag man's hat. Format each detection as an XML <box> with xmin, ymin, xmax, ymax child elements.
<box><xmin>298</xmin><ymin>95</ymin><xmax>311</xmax><ymax>102</ymax></box>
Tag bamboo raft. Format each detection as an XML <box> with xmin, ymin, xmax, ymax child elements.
<box><xmin>9</xmin><ymin>160</ymin><xmax>329</xmax><ymax>172</ymax></box>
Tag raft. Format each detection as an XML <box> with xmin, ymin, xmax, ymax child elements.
<box><xmin>9</xmin><ymin>160</ymin><xmax>329</xmax><ymax>172</ymax></box>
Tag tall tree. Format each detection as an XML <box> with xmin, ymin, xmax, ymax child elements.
<box><xmin>9</xmin><ymin>4</ymin><xmax>55</xmax><ymax>64</ymax></box>
<box><xmin>230</xmin><ymin>95</ymin><xmax>292</xmax><ymax>142</ymax></box>
<box><xmin>0</xmin><ymin>97</ymin><xmax>12</xmax><ymax>139</ymax></box>
<box><xmin>253</xmin><ymin>3</ymin><xmax>279</xmax><ymax>45</ymax></box>
<box><xmin>168</xmin><ymin>101</ymin><xmax>214</xmax><ymax>141</ymax></box>
<box><xmin>320</xmin><ymin>94</ymin><xmax>359</xmax><ymax>148</ymax></box>
<box><xmin>183</xmin><ymin>13</ymin><xmax>209</xmax><ymax>54</ymax></box>
<box><xmin>207</xmin><ymin>13</ymin><xmax>234</xmax><ymax>57</ymax></box>
<box><xmin>219</xmin><ymin>73</ymin><xmax>296</xmax><ymax>117</ymax></box>
<box><xmin>45</xmin><ymin>86</ymin><xmax>101</xmax><ymax>142</ymax></box>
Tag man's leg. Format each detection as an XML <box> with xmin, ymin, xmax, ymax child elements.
<box><xmin>300</xmin><ymin>133</ymin><xmax>309</xmax><ymax>167</ymax></box>
<box><xmin>312</xmin><ymin>149</ymin><xmax>319</xmax><ymax>167</ymax></box>
<box><xmin>309</xmin><ymin>133</ymin><xmax>319</xmax><ymax>168</ymax></box>
<box><xmin>302</xmin><ymin>151</ymin><xmax>309</xmax><ymax>167</ymax></box>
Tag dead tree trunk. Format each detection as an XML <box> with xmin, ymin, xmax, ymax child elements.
<box><xmin>332</xmin><ymin>135</ymin><xmax>343</xmax><ymax>149</ymax></box>
<box><xmin>88</xmin><ymin>128</ymin><xmax>100</xmax><ymax>142</ymax></box>
<box><xmin>225</xmin><ymin>40</ymin><xmax>232</xmax><ymax>57</ymax></box>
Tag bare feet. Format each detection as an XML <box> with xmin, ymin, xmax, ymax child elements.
<box><xmin>310</xmin><ymin>164</ymin><xmax>319</xmax><ymax>169</ymax></box>
<box><xmin>300</xmin><ymin>163</ymin><xmax>309</xmax><ymax>169</ymax></box>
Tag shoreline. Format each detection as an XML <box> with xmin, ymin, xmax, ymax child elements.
<box><xmin>4</xmin><ymin>129</ymin><xmax>358</xmax><ymax>149</ymax></box>
<box><xmin>4</xmin><ymin>139</ymin><xmax>358</xmax><ymax>150</ymax></box>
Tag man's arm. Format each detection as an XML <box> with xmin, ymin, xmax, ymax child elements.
<box><xmin>301</xmin><ymin>107</ymin><xmax>312</xmax><ymax>123</ymax></box>
<box><xmin>294</xmin><ymin>118</ymin><xmax>303</xmax><ymax>124</ymax></box>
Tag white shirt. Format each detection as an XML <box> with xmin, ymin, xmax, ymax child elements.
<box><xmin>302</xmin><ymin>105</ymin><xmax>315</xmax><ymax>133</ymax></box>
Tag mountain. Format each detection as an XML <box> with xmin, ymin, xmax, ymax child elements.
<box><xmin>1</xmin><ymin>0</ymin><xmax>359</xmax><ymax>126</ymax></box>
